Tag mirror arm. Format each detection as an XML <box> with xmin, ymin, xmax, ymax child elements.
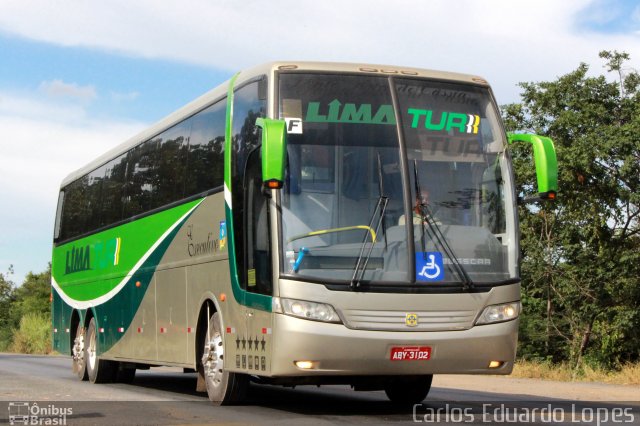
<box><xmin>508</xmin><ymin>133</ymin><xmax>558</xmax><ymax>201</ymax></box>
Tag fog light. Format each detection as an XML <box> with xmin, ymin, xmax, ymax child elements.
<box><xmin>488</xmin><ymin>361</ymin><xmax>504</xmax><ymax>369</ymax></box>
<box><xmin>295</xmin><ymin>361</ymin><xmax>316</xmax><ymax>369</ymax></box>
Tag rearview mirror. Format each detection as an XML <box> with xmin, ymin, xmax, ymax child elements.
<box><xmin>508</xmin><ymin>133</ymin><xmax>558</xmax><ymax>202</ymax></box>
<box><xmin>255</xmin><ymin>118</ymin><xmax>287</xmax><ymax>189</ymax></box>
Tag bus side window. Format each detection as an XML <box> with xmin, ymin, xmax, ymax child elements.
<box><xmin>185</xmin><ymin>99</ymin><xmax>226</xmax><ymax>196</ymax></box>
<box><xmin>60</xmin><ymin>179</ymin><xmax>87</xmax><ymax>240</ymax></box>
<box><xmin>123</xmin><ymin>139</ymin><xmax>158</xmax><ymax>218</ymax></box>
<box><xmin>102</xmin><ymin>155</ymin><xmax>126</xmax><ymax>227</ymax></box>
<box><xmin>156</xmin><ymin>120</ymin><xmax>190</xmax><ymax>206</ymax></box>
<box><xmin>54</xmin><ymin>190</ymin><xmax>65</xmax><ymax>241</ymax></box>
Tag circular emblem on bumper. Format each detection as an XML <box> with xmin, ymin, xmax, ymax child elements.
<box><xmin>405</xmin><ymin>313</ymin><xmax>419</xmax><ymax>327</ymax></box>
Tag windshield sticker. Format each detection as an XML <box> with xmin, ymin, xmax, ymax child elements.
<box><xmin>395</xmin><ymin>85</ymin><xmax>481</xmax><ymax>107</ymax></box>
<box><xmin>416</xmin><ymin>252</ymin><xmax>444</xmax><ymax>282</ymax></box>
<box><xmin>306</xmin><ymin>100</ymin><xmax>396</xmax><ymax>125</ymax></box>
<box><xmin>444</xmin><ymin>257</ymin><xmax>491</xmax><ymax>266</ymax></box>
<box><xmin>285</xmin><ymin>117</ymin><xmax>303</xmax><ymax>134</ymax></box>
<box><xmin>408</xmin><ymin>108</ymin><xmax>480</xmax><ymax>134</ymax></box>
<box><xmin>302</xmin><ymin>101</ymin><xmax>480</xmax><ymax>134</ymax></box>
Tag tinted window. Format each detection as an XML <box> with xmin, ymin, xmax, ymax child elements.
<box><xmin>102</xmin><ymin>155</ymin><xmax>127</xmax><ymax>226</ymax></box>
<box><xmin>185</xmin><ymin>100</ymin><xmax>226</xmax><ymax>195</ymax></box>
<box><xmin>58</xmin><ymin>98</ymin><xmax>228</xmax><ymax>242</ymax></box>
<box><xmin>86</xmin><ymin>165</ymin><xmax>106</xmax><ymax>232</ymax></box>
<box><xmin>60</xmin><ymin>177</ymin><xmax>89</xmax><ymax>240</ymax></box>
<box><xmin>156</xmin><ymin>120</ymin><xmax>190</xmax><ymax>206</ymax></box>
<box><xmin>123</xmin><ymin>139</ymin><xmax>158</xmax><ymax>217</ymax></box>
<box><xmin>54</xmin><ymin>191</ymin><xmax>64</xmax><ymax>240</ymax></box>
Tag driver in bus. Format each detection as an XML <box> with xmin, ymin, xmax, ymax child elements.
<box><xmin>398</xmin><ymin>189</ymin><xmax>434</xmax><ymax>225</ymax></box>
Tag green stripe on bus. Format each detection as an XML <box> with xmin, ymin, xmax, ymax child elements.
<box><xmin>52</xmin><ymin>199</ymin><xmax>202</xmax><ymax>302</ymax></box>
<box><xmin>54</xmin><ymin>200</ymin><xmax>200</xmax><ymax>355</ymax></box>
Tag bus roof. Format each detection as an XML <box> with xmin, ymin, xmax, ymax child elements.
<box><xmin>59</xmin><ymin>61</ymin><xmax>489</xmax><ymax>188</ymax></box>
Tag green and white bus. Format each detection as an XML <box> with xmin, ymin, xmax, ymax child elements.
<box><xmin>51</xmin><ymin>62</ymin><xmax>557</xmax><ymax>405</ymax></box>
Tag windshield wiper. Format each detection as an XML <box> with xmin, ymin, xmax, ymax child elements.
<box><xmin>377</xmin><ymin>153</ymin><xmax>389</xmax><ymax>250</ymax></box>
<box><xmin>350</xmin><ymin>153</ymin><xmax>389</xmax><ymax>289</ymax></box>
<box><xmin>419</xmin><ymin>203</ymin><xmax>474</xmax><ymax>291</ymax></box>
<box><xmin>413</xmin><ymin>161</ymin><xmax>474</xmax><ymax>291</ymax></box>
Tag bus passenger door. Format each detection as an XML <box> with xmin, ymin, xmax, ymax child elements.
<box><xmin>242</xmin><ymin>149</ymin><xmax>274</xmax><ymax>375</ymax></box>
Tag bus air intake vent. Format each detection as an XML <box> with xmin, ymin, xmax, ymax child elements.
<box><xmin>340</xmin><ymin>309</ymin><xmax>476</xmax><ymax>331</ymax></box>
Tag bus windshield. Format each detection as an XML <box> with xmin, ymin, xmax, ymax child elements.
<box><xmin>278</xmin><ymin>73</ymin><xmax>517</xmax><ymax>286</ymax></box>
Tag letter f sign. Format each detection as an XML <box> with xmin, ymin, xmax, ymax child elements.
<box><xmin>285</xmin><ymin>118</ymin><xmax>303</xmax><ymax>134</ymax></box>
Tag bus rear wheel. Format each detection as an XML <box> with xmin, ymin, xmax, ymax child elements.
<box><xmin>202</xmin><ymin>312</ymin><xmax>248</xmax><ymax>405</ymax></box>
<box><xmin>84</xmin><ymin>317</ymin><xmax>115</xmax><ymax>383</ymax></box>
<box><xmin>72</xmin><ymin>322</ymin><xmax>88</xmax><ymax>381</ymax></box>
<box><xmin>384</xmin><ymin>375</ymin><xmax>433</xmax><ymax>405</ymax></box>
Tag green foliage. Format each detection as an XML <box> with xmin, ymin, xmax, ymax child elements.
<box><xmin>0</xmin><ymin>269</ymin><xmax>16</xmax><ymax>351</ymax></box>
<box><xmin>504</xmin><ymin>50</ymin><xmax>640</xmax><ymax>371</ymax></box>
<box><xmin>0</xmin><ymin>264</ymin><xmax>52</xmax><ymax>353</ymax></box>
<box><xmin>9</xmin><ymin>264</ymin><xmax>52</xmax><ymax>327</ymax></box>
<box><xmin>10</xmin><ymin>313</ymin><xmax>52</xmax><ymax>354</ymax></box>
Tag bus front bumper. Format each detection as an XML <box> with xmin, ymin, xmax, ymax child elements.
<box><xmin>269</xmin><ymin>313</ymin><xmax>518</xmax><ymax>377</ymax></box>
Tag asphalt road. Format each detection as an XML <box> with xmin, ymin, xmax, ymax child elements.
<box><xmin>0</xmin><ymin>354</ymin><xmax>638</xmax><ymax>425</ymax></box>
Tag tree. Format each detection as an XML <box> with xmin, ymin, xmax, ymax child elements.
<box><xmin>504</xmin><ymin>51</ymin><xmax>640</xmax><ymax>370</ymax></box>
<box><xmin>9</xmin><ymin>264</ymin><xmax>52</xmax><ymax>328</ymax></box>
<box><xmin>0</xmin><ymin>267</ymin><xmax>16</xmax><ymax>350</ymax></box>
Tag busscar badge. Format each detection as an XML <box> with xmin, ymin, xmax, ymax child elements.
<box><xmin>405</xmin><ymin>313</ymin><xmax>419</xmax><ymax>327</ymax></box>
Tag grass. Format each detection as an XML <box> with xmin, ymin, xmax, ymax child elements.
<box><xmin>10</xmin><ymin>313</ymin><xmax>52</xmax><ymax>354</ymax></box>
<box><xmin>511</xmin><ymin>359</ymin><xmax>640</xmax><ymax>386</ymax></box>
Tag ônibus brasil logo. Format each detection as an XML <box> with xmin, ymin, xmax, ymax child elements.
<box><xmin>8</xmin><ymin>402</ymin><xmax>72</xmax><ymax>425</ymax></box>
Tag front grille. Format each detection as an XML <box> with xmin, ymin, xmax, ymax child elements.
<box><xmin>340</xmin><ymin>308</ymin><xmax>477</xmax><ymax>331</ymax></box>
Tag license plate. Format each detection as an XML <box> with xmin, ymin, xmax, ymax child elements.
<box><xmin>390</xmin><ymin>346</ymin><xmax>431</xmax><ymax>361</ymax></box>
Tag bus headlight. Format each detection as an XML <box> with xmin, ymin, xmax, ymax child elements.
<box><xmin>273</xmin><ymin>297</ymin><xmax>342</xmax><ymax>323</ymax></box>
<box><xmin>475</xmin><ymin>302</ymin><xmax>521</xmax><ymax>325</ymax></box>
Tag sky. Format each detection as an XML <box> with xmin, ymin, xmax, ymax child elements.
<box><xmin>0</xmin><ymin>0</ymin><xmax>639</xmax><ymax>285</ymax></box>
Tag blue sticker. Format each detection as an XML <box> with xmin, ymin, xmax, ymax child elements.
<box><xmin>416</xmin><ymin>252</ymin><xmax>444</xmax><ymax>282</ymax></box>
<box><xmin>219</xmin><ymin>221</ymin><xmax>227</xmax><ymax>249</ymax></box>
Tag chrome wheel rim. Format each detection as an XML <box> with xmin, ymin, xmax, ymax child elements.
<box><xmin>202</xmin><ymin>331</ymin><xmax>224</xmax><ymax>390</ymax></box>
<box><xmin>72</xmin><ymin>331</ymin><xmax>85</xmax><ymax>370</ymax></box>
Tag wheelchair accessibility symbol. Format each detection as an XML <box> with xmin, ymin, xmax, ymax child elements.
<box><xmin>416</xmin><ymin>252</ymin><xmax>444</xmax><ymax>281</ymax></box>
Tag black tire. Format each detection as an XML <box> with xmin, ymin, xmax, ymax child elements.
<box><xmin>84</xmin><ymin>317</ymin><xmax>115</xmax><ymax>384</ymax></box>
<box><xmin>113</xmin><ymin>363</ymin><xmax>136</xmax><ymax>384</ymax></box>
<box><xmin>201</xmin><ymin>312</ymin><xmax>248</xmax><ymax>405</ymax></box>
<box><xmin>384</xmin><ymin>375</ymin><xmax>433</xmax><ymax>405</ymax></box>
<box><xmin>72</xmin><ymin>321</ymin><xmax>88</xmax><ymax>381</ymax></box>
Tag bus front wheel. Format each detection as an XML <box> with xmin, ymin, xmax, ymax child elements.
<box><xmin>384</xmin><ymin>375</ymin><xmax>433</xmax><ymax>405</ymax></box>
<box><xmin>202</xmin><ymin>312</ymin><xmax>248</xmax><ymax>405</ymax></box>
